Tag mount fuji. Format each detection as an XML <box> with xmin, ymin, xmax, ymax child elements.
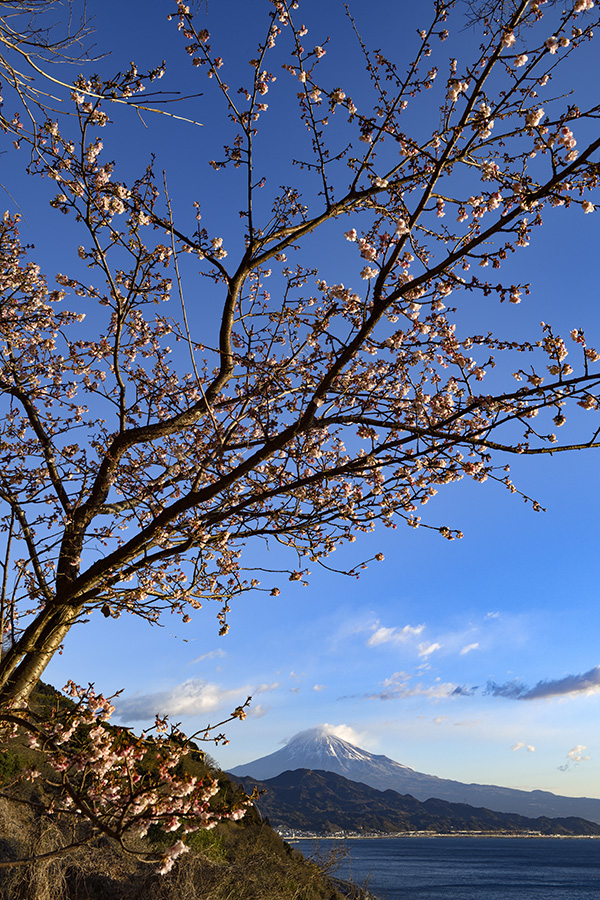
<box><xmin>228</xmin><ymin>726</ymin><xmax>600</xmax><ymax>823</ymax></box>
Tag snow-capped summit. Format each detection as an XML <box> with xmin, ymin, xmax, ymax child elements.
<box><xmin>249</xmin><ymin>725</ymin><xmax>415</xmax><ymax>775</ymax></box>
<box><xmin>228</xmin><ymin>726</ymin><xmax>600</xmax><ymax>823</ymax></box>
<box><xmin>227</xmin><ymin>724</ymin><xmax>422</xmax><ymax>786</ymax></box>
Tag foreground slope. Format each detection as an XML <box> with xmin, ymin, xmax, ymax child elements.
<box><xmin>0</xmin><ymin>686</ymin><xmax>345</xmax><ymax>900</ymax></box>
<box><xmin>228</xmin><ymin>727</ymin><xmax>600</xmax><ymax>823</ymax></box>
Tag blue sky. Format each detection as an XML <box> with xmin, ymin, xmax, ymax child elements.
<box><xmin>4</xmin><ymin>0</ymin><xmax>600</xmax><ymax>799</ymax></box>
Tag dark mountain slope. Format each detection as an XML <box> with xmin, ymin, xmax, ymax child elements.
<box><xmin>233</xmin><ymin>768</ymin><xmax>600</xmax><ymax>836</ymax></box>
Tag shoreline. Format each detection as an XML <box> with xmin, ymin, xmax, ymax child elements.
<box><xmin>284</xmin><ymin>831</ymin><xmax>600</xmax><ymax>841</ymax></box>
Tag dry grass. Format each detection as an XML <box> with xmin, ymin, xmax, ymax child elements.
<box><xmin>0</xmin><ymin>798</ymin><xmax>345</xmax><ymax>900</ymax></box>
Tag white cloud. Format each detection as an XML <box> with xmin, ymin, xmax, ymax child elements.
<box><xmin>312</xmin><ymin>684</ymin><xmax>326</xmax><ymax>692</ymax></box>
<box><xmin>318</xmin><ymin>723</ymin><xmax>375</xmax><ymax>749</ymax></box>
<box><xmin>115</xmin><ymin>678</ymin><xmax>277</xmax><ymax>722</ymax></box>
<box><xmin>512</xmin><ymin>741</ymin><xmax>535</xmax><ymax>752</ymax></box>
<box><xmin>460</xmin><ymin>642</ymin><xmax>480</xmax><ymax>656</ymax></box>
<box><xmin>433</xmin><ymin>716</ymin><xmax>449</xmax><ymax>724</ymax></box>
<box><xmin>367</xmin><ymin>623</ymin><xmax>425</xmax><ymax>647</ymax></box>
<box><xmin>418</xmin><ymin>641</ymin><xmax>442</xmax><ymax>659</ymax></box>
<box><xmin>567</xmin><ymin>745</ymin><xmax>591</xmax><ymax>763</ymax></box>
<box><xmin>256</xmin><ymin>682</ymin><xmax>279</xmax><ymax>693</ymax></box>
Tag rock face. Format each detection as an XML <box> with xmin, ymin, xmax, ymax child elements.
<box><xmin>228</xmin><ymin>726</ymin><xmax>600</xmax><ymax>823</ymax></box>
<box><xmin>232</xmin><ymin>768</ymin><xmax>600</xmax><ymax>836</ymax></box>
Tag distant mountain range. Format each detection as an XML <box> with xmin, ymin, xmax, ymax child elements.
<box><xmin>232</xmin><ymin>768</ymin><xmax>600</xmax><ymax>836</ymax></box>
<box><xmin>228</xmin><ymin>726</ymin><xmax>600</xmax><ymax>823</ymax></box>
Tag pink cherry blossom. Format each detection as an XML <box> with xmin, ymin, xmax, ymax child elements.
<box><xmin>526</xmin><ymin>107</ymin><xmax>545</xmax><ymax>127</ymax></box>
<box><xmin>360</xmin><ymin>266</ymin><xmax>378</xmax><ymax>279</ymax></box>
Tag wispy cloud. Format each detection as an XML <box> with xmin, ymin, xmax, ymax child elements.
<box><xmin>369</xmin><ymin>671</ymin><xmax>459</xmax><ymax>701</ymax></box>
<box><xmin>367</xmin><ymin>623</ymin><xmax>425</xmax><ymax>647</ymax></box>
<box><xmin>312</xmin><ymin>684</ymin><xmax>326</xmax><ymax>692</ymax></box>
<box><xmin>486</xmin><ymin>665</ymin><xmax>600</xmax><ymax>701</ymax></box>
<box><xmin>192</xmin><ymin>649</ymin><xmax>226</xmax><ymax>663</ymax></box>
<box><xmin>115</xmin><ymin>678</ymin><xmax>277</xmax><ymax>722</ymax></box>
<box><xmin>367</xmin><ymin>621</ymin><xmax>487</xmax><ymax>659</ymax></box>
<box><xmin>451</xmin><ymin>684</ymin><xmax>478</xmax><ymax>697</ymax></box>
<box><xmin>512</xmin><ymin>741</ymin><xmax>536</xmax><ymax>752</ymax></box>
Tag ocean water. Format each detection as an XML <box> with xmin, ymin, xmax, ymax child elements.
<box><xmin>293</xmin><ymin>836</ymin><xmax>600</xmax><ymax>900</ymax></box>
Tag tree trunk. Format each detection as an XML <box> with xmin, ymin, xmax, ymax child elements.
<box><xmin>0</xmin><ymin>603</ymin><xmax>82</xmax><ymax>706</ymax></box>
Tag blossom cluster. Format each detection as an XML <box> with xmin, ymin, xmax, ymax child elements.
<box><xmin>0</xmin><ymin>682</ymin><xmax>249</xmax><ymax>873</ymax></box>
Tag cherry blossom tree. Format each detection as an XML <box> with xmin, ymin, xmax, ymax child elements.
<box><xmin>1</xmin><ymin>0</ymin><xmax>600</xmax><ymax>861</ymax></box>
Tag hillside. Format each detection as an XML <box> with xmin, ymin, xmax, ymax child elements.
<box><xmin>233</xmin><ymin>768</ymin><xmax>600</xmax><ymax>837</ymax></box>
<box><xmin>0</xmin><ymin>686</ymin><xmax>346</xmax><ymax>900</ymax></box>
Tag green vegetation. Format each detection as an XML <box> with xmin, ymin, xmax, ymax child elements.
<box><xmin>0</xmin><ymin>751</ymin><xmax>22</xmax><ymax>786</ymax></box>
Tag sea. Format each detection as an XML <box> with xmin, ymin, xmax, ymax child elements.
<box><xmin>293</xmin><ymin>836</ymin><xmax>600</xmax><ymax>899</ymax></box>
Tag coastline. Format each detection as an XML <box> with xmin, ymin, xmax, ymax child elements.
<box><xmin>284</xmin><ymin>830</ymin><xmax>600</xmax><ymax>841</ymax></box>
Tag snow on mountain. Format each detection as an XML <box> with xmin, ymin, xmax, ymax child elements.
<box><xmin>228</xmin><ymin>726</ymin><xmax>600</xmax><ymax>823</ymax></box>
<box><xmin>229</xmin><ymin>725</ymin><xmax>414</xmax><ymax>783</ymax></box>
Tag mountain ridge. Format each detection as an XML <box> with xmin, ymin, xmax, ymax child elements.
<box><xmin>232</xmin><ymin>767</ymin><xmax>600</xmax><ymax>836</ymax></box>
<box><xmin>228</xmin><ymin>727</ymin><xmax>600</xmax><ymax>823</ymax></box>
